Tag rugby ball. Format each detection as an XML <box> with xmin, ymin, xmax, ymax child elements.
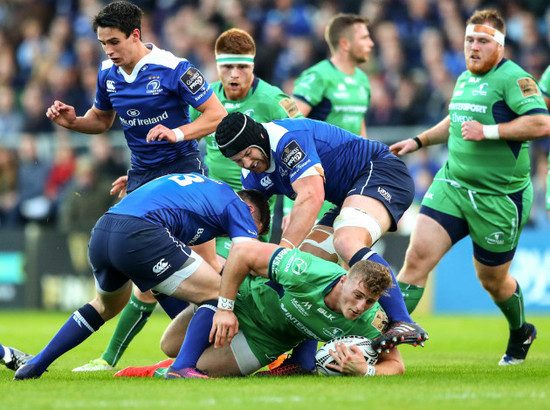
<box><xmin>315</xmin><ymin>335</ymin><xmax>378</xmax><ymax>376</ymax></box>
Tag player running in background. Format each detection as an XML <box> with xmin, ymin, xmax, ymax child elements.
<box><xmin>389</xmin><ymin>9</ymin><xmax>550</xmax><ymax>366</ymax></box>
<box><xmin>293</xmin><ymin>13</ymin><xmax>372</xmax><ymax>138</ymax></box>
<box><xmin>214</xmin><ymin>113</ymin><xmax>428</xmax><ymax>372</ymax></box>
<box><xmin>14</xmin><ymin>174</ymin><xmax>270</xmax><ymax>380</ymax></box>
<box><xmin>114</xmin><ymin>242</ymin><xmax>404</xmax><ymax>378</ymax></box>
<box><xmin>282</xmin><ymin>13</ymin><xmax>374</xmax><ymax>236</ymax></box>
<box><xmin>47</xmin><ymin>1</ymin><xmax>226</xmax><ymax>373</ymax></box>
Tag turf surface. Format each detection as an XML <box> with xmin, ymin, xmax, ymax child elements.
<box><xmin>1</xmin><ymin>311</ymin><xmax>548</xmax><ymax>409</ymax></box>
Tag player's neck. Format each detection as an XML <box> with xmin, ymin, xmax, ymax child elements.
<box><xmin>330</xmin><ymin>55</ymin><xmax>356</xmax><ymax>76</ymax></box>
<box><xmin>122</xmin><ymin>43</ymin><xmax>152</xmax><ymax>75</ymax></box>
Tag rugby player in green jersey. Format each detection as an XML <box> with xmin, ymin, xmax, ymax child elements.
<box><xmin>113</xmin><ymin>242</ymin><xmax>405</xmax><ymax>378</ymax></box>
<box><xmin>191</xmin><ymin>28</ymin><xmax>301</xmax><ymax>257</ymax></box>
<box><xmin>390</xmin><ymin>9</ymin><xmax>550</xmax><ymax>366</ymax></box>
<box><xmin>538</xmin><ymin>65</ymin><xmax>550</xmax><ymax>219</ymax></box>
<box><xmin>283</xmin><ymin>13</ymin><xmax>373</xmax><ymax>255</ymax></box>
<box><xmin>293</xmin><ymin>13</ymin><xmax>372</xmax><ymax>138</ymax></box>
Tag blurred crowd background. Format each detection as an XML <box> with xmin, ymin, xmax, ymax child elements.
<box><xmin>0</xmin><ymin>0</ymin><xmax>549</xmax><ymax>235</ymax></box>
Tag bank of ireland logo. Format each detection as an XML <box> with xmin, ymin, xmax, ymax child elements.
<box><xmin>146</xmin><ymin>77</ymin><xmax>162</xmax><ymax>95</ymax></box>
<box><xmin>127</xmin><ymin>109</ymin><xmax>140</xmax><ymax>117</ymax></box>
<box><xmin>260</xmin><ymin>176</ymin><xmax>272</xmax><ymax>187</ymax></box>
<box><xmin>485</xmin><ymin>231</ymin><xmax>505</xmax><ymax>245</ymax></box>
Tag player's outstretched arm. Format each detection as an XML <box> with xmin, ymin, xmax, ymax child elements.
<box><xmin>390</xmin><ymin>115</ymin><xmax>451</xmax><ymax>156</ymax></box>
<box><xmin>46</xmin><ymin>101</ymin><xmax>115</xmax><ymax>134</ymax></box>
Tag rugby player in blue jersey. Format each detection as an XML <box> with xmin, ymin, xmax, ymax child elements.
<box><xmin>214</xmin><ymin>113</ymin><xmax>428</xmax><ymax>374</ymax></box>
<box><xmin>46</xmin><ymin>1</ymin><xmax>227</xmax><ymax>373</ymax></box>
<box><xmin>14</xmin><ymin>174</ymin><xmax>270</xmax><ymax>380</ymax></box>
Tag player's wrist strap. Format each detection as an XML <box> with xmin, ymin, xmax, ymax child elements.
<box><xmin>412</xmin><ymin>136</ymin><xmax>423</xmax><ymax>149</ymax></box>
<box><xmin>364</xmin><ymin>364</ymin><xmax>376</xmax><ymax>377</ymax></box>
<box><xmin>172</xmin><ymin>127</ymin><xmax>185</xmax><ymax>142</ymax></box>
<box><xmin>218</xmin><ymin>296</ymin><xmax>235</xmax><ymax>311</ymax></box>
<box><xmin>483</xmin><ymin>125</ymin><xmax>500</xmax><ymax>140</ymax></box>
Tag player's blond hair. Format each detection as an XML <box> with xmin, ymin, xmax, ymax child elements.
<box><xmin>215</xmin><ymin>28</ymin><xmax>256</xmax><ymax>56</ymax></box>
<box><xmin>466</xmin><ymin>9</ymin><xmax>506</xmax><ymax>34</ymax></box>
<box><xmin>348</xmin><ymin>260</ymin><xmax>393</xmax><ymax>298</ymax></box>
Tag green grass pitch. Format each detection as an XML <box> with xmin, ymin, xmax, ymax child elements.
<box><xmin>1</xmin><ymin>311</ymin><xmax>548</xmax><ymax>410</ymax></box>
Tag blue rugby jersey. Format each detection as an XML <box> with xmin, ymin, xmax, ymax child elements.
<box><xmin>107</xmin><ymin>173</ymin><xmax>258</xmax><ymax>245</ymax></box>
<box><xmin>94</xmin><ymin>44</ymin><xmax>213</xmax><ymax>170</ymax></box>
<box><xmin>241</xmin><ymin>118</ymin><xmax>395</xmax><ymax>205</ymax></box>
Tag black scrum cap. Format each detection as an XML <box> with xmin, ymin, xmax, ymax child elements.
<box><xmin>215</xmin><ymin>112</ymin><xmax>270</xmax><ymax>159</ymax></box>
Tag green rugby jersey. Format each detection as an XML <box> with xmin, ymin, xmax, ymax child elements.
<box><xmin>446</xmin><ymin>59</ymin><xmax>547</xmax><ymax>194</ymax></box>
<box><xmin>293</xmin><ymin>59</ymin><xmax>370</xmax><ymax>136</ymax></box>
<box><xmin>191</xmin><ymin>77</ymin><xmax>301</xmax><ymax>190</ymax></box>
<box><xmin>234</xmin><ymin>248</ymin><xmax>387</xmax><ymax>353</ymax></box>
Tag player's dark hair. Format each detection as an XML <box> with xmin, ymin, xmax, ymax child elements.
<box><xmin>325</xmin><ymin>13</ymin><xmax>369</xmax><ymax>54</ymax></box>
<box><xmin>466</xmin><ymin>9</ymin><xmax>505</xmax><ymax>34</ymax></box>
<box><xmin>215</xmin><ymin>28</ymin><xmax>256</xmax><ymax>56</ymax></box>
<box><xmin>92</xmin><ymin>1</ymin><xmax>143</xmax><ymax>38</ymax></box>
<box><xmin>237</xmin><ymin>189</ymin><xmax>271</xmax><ymax>237</ymax></box>
<box><xmin>348</xmin><ymin>260</ymin><xmax>393</xmax><ymax>298</ymax></box>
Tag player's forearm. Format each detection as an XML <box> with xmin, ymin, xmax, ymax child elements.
<box><xmin>281</xmin><ymin>195</ymin><xmax>323</xmax><ymax>248</ymax></box>
<box><xmin>218</xmin><ymin>244</ymin><xmax>253</xmax><ymax>301</ymax></box>
<box><xmin>181</xmin><ymin>99</ymin><xmax>227</xmax><ymax>140</ymax></box>
<box><xmin>496</xmin><ymin>114</ymin><xmax>550</xmax><ymax>141</ymax></box>
<box><xmin>64</xmin><ymin>108</ymin><xmax>114</xmax><ymax>134</ymax></box>
<box><xmin>416</xmin><ymin>115</ymin><xmax>451</xmax><ymax>147</ymax></box>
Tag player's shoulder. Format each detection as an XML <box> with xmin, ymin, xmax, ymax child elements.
<box><xmin>147</xmin><ymin>45</ymin><xmax>187</xmax><ymax>70</ymax></box>
<box><xmin>493</xmin><ymin>58</ymin><xmax>532</xmax><ymax>80</ymax></box>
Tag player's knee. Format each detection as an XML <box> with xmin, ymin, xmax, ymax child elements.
<box><xmin>160</xmin><ymin>333</ymin><xmax>180</xmax><ymax>358</ymax></box>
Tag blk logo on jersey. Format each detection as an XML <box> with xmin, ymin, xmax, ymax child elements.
<box><xmin>180</xmin><ymin>67</ymin><xmax>205</xmax><ymax>95</ymax></box>
<box><xmin>282</xmin><ymin>141</ymin><xmax>305</xmax><ymax>169</ymax></box>
<box><xmin>153</xmin><ymin>258</ymin><xmax>171</xmax><ymax>275</ymax></box>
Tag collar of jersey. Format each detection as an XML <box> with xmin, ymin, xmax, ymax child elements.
<box><xmin>262</xmin><ymin>122</ymin><xmax>289</xmax><ymax>173</ymax></box>
<box><xmin>118</xmin><ymin>43</ymin><xmax>160</xmax><ymax>83</ymax></box>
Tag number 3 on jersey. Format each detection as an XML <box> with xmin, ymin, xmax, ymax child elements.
<box><xmin>169</xmin><ymin>174</ymin><xmax>205</xmax><ymax>187</ymax></box>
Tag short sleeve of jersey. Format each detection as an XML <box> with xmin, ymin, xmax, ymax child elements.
<box><xmin>277</xmin><ymin>130</ymin><xmax>322</xmax><ymax>183</ymax></box>
<box><xmin>222</xmin><ymin>197</ymin><xmax>259</xmax><ymax>239</ymax></box>
<box><xmin>539</xmin><ymin>66</ymin><xmax>550</xmax><ymax>98</ymax></box>
<box><xmin>504</xmin><ymin>71</ymin><xmax>545</xmax><ymax>115</ymax></box>
<box><xmin>293</xmin><ymin>67</ymin><xmax>325</xmax><ymax>107</ymax></box>
<box><xmin>174</xmin><ymin>61</ymin><xmax>213</xmax><ymax>109</ymax></box>
<box><xmin>268</xmin><ymin>248</ymin><xmax>344</xmax><ymax>290</ymax></box>
<box><xmin>94</xmin><ymin>61</ymin><xmax>114</xmax><ymax>112</ymax></box>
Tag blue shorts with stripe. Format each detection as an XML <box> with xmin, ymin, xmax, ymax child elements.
<box><xmin>89</xmin><ymin>214</ymin><xmax>194</xmax><ymax>293</ymax></box>
<box><xmin>319</xmin><ymin>157</ymin><xmax>414</xmax><ymax>231</ymax></box>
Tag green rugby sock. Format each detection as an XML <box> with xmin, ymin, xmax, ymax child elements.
<box><xmin>101</xmin><ymin>293</ymin><xmax>157</xmax><ymax>366</ymax></box>
<box><xmin>398</xmin><ymin>281</ymin><xmax>424</xmax><ymax>314</ymax></box>
<box><xmin>495</xmin><ymin>281</ymin><xmax>525</xmax><ymax>330</ymax></box>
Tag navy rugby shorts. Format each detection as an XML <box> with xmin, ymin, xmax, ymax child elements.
<box><xmin>318</xmin><ymin>157</ymin><xmax>414</xmax><ymax>231</ymax></box>
<box><xmin>89</xmin><ymin>214</ymin><xmax>194</xmax><ymax>293</ymax></box>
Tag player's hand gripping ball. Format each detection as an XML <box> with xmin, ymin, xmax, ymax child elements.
<box><xmin>315</xmin><ymin>335</ymin><xmax>378</xmax><ymax>376</ymax></box>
